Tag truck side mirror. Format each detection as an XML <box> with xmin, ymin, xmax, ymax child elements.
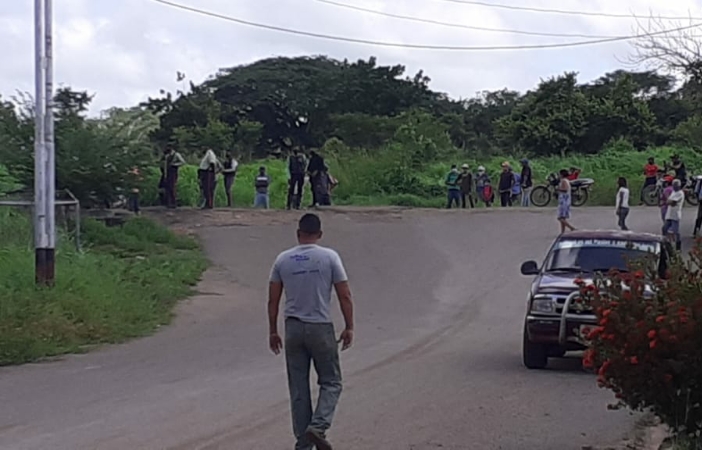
<box><xmin>521</xmin><ymin>260</ymin><xmax>540</xmax><ymax>276</ymax></box>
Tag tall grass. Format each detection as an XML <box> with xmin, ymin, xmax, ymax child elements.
<box><xmin>135</xmin><ymin>145</ymin><xmax>699</xmax><ymax>209</ymax></box>
<box><xmin>0</xmin><ymin>209</ymin><xmax>207</xmax><ymax>365</ymax></box>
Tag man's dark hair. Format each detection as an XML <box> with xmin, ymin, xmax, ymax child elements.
<box><xmin>618</xmin><ymin>177</ymin><xmax>627</xmax><ymax>187</ymax></box>
<box><xmin>259</xmin><ymin>166</ymin><xmax>266</xmax><ymax>172</ymax></box>
<box><xmin>299</xmin><ymin>213</ymin><xmax>322</xmax><ymax>234</ymax></box>
<box><xmin>560</xmin><ymin>169</ymin><xmax>570</xmax><ymax>177</ymax></box>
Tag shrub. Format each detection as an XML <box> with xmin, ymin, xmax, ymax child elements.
<box><xmin>578</xmin><ymin>245</ymin><xmax>702</xmax><ymax>442</ymax></box>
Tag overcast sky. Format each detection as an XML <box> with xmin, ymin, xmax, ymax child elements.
<box><xmin>0</xmin><ymin>0</ymin><xmax>699</xmax><ymax>114</ymax></box>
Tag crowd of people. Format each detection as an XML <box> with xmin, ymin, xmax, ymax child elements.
<box><xmin>151</xmin><ymin>146</ymin><xmax>338</xmax><ymax>211</ymax></box>
<box><xmin>443</xmin><ymin>154</ymin><xmax>701</xmax><ymax>247</ymax></box>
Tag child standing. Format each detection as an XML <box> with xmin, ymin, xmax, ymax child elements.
<box><xmin>615</xmin><ymin>177</ymin><xmax>630</xmax><ymax>231</ymax></box>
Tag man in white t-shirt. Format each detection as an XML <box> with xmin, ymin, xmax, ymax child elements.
<box><xmin>615</xmin><ymin>177</ymin><xmax>630</xmax><ymax>231</ymax></box>
<box><xmin>268</xmin><ymin>213</ymin><xmax>355</xmax><ymax>450</ymax></box>
<box><xmin>663</xmin><ymin>179</ymin><xmax>684</xmax><ymax>250</ymax></box>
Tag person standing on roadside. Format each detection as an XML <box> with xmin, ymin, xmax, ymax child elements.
<box><xmin>641</xmin><ymin>157</ymin><xmax>659</xmax><ymax>204</ymax></box>
<box><xmin>498</xmin><ymin>162</ymin><xmax>515</xmax><ymax>207</ymax></box>
<box><xmin>445</xmin><ymin>164</ymin><xmax>461</xmax><ymax>209</ymax></box>
<box><xmin>458</xmin><ymin>164</ymin><xmax>474</xmax><ymax>209</ymax></box>
<box><xmin>520</xmin><ymin>159</ymin><xmax>533</xmax><ymax>207</ymax></box>
<box><xmin>475</xmin><ymin>166</ymin><xmax>492</xmax><ymax>207</ymax></box>
<box><xmin>307</xmin><ymin>150</ymin><xmax>326</xmax><ymax>208</ymax></box>
<box><xmin>557</xmin><ymin>169</ymin><xmax>576</xmax><ymax>234</ymax></box>
<box><xmin>254</xmin><ymin>166</ymin><xmax>271</xmax><ymax>209</ymax></box>
<box><xmin>162</xmin><ymin>145</ymin><xmax>185</xmax><ymax>209</ymax></box>
<box><xmin>664</xmin><ymin>179</ymin><xmax>684</xmax><ymax>251</ymax></box>
<box><xmin>288</xmin><ymin>148</ymin><xmax>307</xmax><ymax>210</ymax></box>
<box><xmin>268</xmin><ymin>213</ymin><xmax>354</xmax><ymax>450</ymax></box>
<box><xmin>198</xmin><ymin>147</ymin><xmax>222</xmax><ymax>209</ymax></box>
<box><xmin>222</xmin><ymin>153</ymin><xmax>238</xmax><ymax>207</ymax></box>
<box><xmin>511</xmin><ymin>171</ymin><xmax>522</xmax><ymax>205</ymax></box>
<box><xmin>615</xmin><ymin>177</ymin><xmax>630</xmax><ymax>231</ymax></box>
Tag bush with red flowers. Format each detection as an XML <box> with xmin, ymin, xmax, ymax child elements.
<box><xmin>578</xmin><ymin>241</ymin><xmax>702</xmax><ymax>440</ymax></box>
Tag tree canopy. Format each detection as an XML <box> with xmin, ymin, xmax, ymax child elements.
<box><xmin>142</xmin><ymin>55</ymin><xmax>702</xmax><ymax>159</ymax></box>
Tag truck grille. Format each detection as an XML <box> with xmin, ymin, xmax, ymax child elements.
<box><xmin>551</xmin><ymin>294</ymin><xmax>594</xmax><ymax>315</ymax></box>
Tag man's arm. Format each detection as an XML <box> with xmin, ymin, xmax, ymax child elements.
<box><xmin>330</xmin><ymin>251</ymin><xmax>354</xmax><ymax>350</ymax></box>
<box><xmin>174</xmin><ymin>153</ymin><xmax>186</xmax><ymax>166</ymax></box>
<box><xmin>268</xmin><ymin>281</ymin><xmax>283</xmax><ymax>335</ymax></box>
<box><xmin>334</xmin><ymin>281</ymin><xmax>354</xmax><ymax>332</ymax></box>
<box><xmin>267</xmin><ymin>260</ymin><xmax>284</xmax><ymax>354</ymax></box>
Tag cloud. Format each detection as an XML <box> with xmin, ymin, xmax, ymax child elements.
<box><xmin>0</xmin><ymin>0</ymin><xmax>698</xmax><ymax>113</ymax></box>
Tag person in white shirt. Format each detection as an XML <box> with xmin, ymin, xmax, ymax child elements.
<box><xmin>663</xmin><ymin>179</ymin><xmax>684</xmax><ymax>250</ymax></box>
<box><xmin>615</xmin><ymin>177</ymin><xmax>630</xmax><ymax>231</ymax></box>
<box><xmin>198</xmin><ymin>148</ymin><xmax>223</xmax><ymax>209</ymax></box>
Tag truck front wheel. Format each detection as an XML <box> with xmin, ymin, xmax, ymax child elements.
<box><xmin>523</xmin><ymin>327</ymin><xmax>548</xmax><ymax>369</ymax></box>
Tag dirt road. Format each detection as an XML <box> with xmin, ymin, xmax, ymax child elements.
<box><xmin>0</xmin><ymin>207</ymin><xmax>683</xmax><ymax>450</ymax></box>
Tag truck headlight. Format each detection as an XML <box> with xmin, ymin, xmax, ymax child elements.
<box><xmin>531</xmin><ymin>296</ymin><xmax>555</xmax><ymax>313</ymax></box>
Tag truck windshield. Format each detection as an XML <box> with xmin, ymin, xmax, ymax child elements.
<box><xmin>545</xmin><ymin>238</ymin><xmax>659</xmax><ymax>273</ymax></box>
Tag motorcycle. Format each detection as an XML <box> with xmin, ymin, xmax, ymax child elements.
<box><xmin>530</xmin><ymin>173</ymin><xmax>594</xmax><ymax>207</ymax></box>
<box><xmin>641</xmin><ymin>172</ymin><xmax>700</xmax><ymax>207</ymax></box>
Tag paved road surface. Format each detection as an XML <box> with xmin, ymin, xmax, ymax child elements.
<box><xmin>1</xmin><ymin>206</ymin><xmax>688</xmax><ymax>450</ymax></box>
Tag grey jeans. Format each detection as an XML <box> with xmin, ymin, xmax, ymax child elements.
<box><xmin>617</xmin><ymin>207</ymin><xmax>630</xmax><ymax>231</ymax></box>
<box><xmin>285</xmin><ymin>318</ymin><xmax>342</xmax><ymax>450</ymax></box>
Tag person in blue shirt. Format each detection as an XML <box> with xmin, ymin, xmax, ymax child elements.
<box><xmin>511</xmin><ymin>172</ymin><xmax>522</xmax><ymax>205</ymax></box>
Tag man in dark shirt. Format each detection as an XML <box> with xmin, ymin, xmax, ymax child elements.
<box><xmin>498</xmin><ymin>162</ymin><xmax>515</xmax><ymax>207</ymax></box>
<box><xmin>288</xmin><ymin>148</ymin><xmax>307</xmax><ymax>210</ymax></box>
<box><xmin>671</xmin><ymin>154</ymin><xmax>687</xmax><ymax>186</ymax></box>
<box><xmin>254</xmin><ymin>166</ymin><xmax>271</xmax><ymax>209</ymax></box>
<box><xmin>520</xmin><ymin>159</ymin><xmax>533</xmax><ymax>207</ymax></box>
<box><xmin>458</xmin><ymin>164</ymin><xmax>474</xmax><ymax>208</ymax></box>
<box><xmin>307</xmin><ymin>151</ymin><xmax>326</xmax><ymax>207</ymax></box>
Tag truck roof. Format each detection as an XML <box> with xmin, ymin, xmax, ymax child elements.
<box><xmin>556</xmin><ymin>229</ymin><xmax>664</xmax><ymax>243</ymax></box>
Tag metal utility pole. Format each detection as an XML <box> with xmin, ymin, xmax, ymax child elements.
<box><xmin>34</xmin><ymin>0</ymin><xmax>55</xmax><ymax>286</ymax></box>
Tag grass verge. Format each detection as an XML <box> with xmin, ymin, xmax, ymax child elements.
<box><xmin>0</xmin><ymin>209</ymin><xmax>207</xmax><ymax>366</ymax></box>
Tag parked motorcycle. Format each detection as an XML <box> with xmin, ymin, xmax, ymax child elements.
<box><xmin>530</xmin><ymin>173</ymin><xmax>594</xmax><ymax>207</ymax></box>
<box><xmin>641</xmin><ymin>173</ymin><xmax>700</xmax><ymax>207</ymax></box>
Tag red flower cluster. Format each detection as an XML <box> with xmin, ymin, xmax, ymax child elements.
<box><xmin>576</xmin><ymin>245</ymin><xmax>702</xmax><ymax>437</ymax></box>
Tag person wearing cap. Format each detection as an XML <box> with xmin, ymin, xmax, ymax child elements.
<box><xmin>254</xmin><ymin>166</ymin><xmax>271</xmax><ymax>209</ymax></box>
<box><xmin>475</xmin><ymin>166</ymin><xmax>492</xmax><ymax>206</ymax></box>
<box><xmin>445</xmin><ymin>164</ymin><xmax>461</xmax><ymax>209</ymax></box>
<box><xmin>498</xmin><ymin>161</ymin><xmax>515</xmax><ymax>207</ymax></box>
<box><xmin>520</xmin><ymin>159</ymin><xmax>533</xmax><ymax>207</ymax></box>
<box><xmin>458</xmin><ymin>164</ymin><xmax>474</xmax><ymax>208</ymax></box>
<box><xmin>268</xmin><ymin>213</ymin><xmax>355</xmax><ymax>450</ymax></box>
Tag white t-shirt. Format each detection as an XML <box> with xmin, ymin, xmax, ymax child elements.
<box><xmin>665</xmin><ymin>190</ymin><xmax>685</xmax><ymax>221</ymax></box>
<box><xmin>615</xmin><ymin>187</ymin><xmax>630</xmax><ymax>210</ymax></box>
<box><xmin>269</xmin><ymin>244</ymin><xmax>348</xmax><ymax>324</ymax></box>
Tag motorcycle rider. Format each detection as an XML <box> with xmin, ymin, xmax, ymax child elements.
<box><xmin>641</xmin><ymin>157</ymin><xmax>659</xmax><ymax>204</ymax></box>
<box><xmin>670</xmin><ymin>154</ymin><xmax>687</xmax><ymax>187</ymax></box>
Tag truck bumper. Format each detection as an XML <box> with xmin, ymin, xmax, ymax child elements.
<box><xmin>526</xmin><ymin>316</ymin><xmax>597</xmax><ymax>346</ymax></box>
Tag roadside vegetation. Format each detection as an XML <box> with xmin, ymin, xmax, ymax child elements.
<box><xmin>580</xmin><ymin>248</ymin><xmax>702</xmax><ymax>449</ymax></box>
<box><xmin>0</xmin><ymin>206</ymin><xmax>206</xmax><ymax>365</ymax></box>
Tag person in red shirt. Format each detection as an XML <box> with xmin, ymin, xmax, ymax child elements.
<box><xmin>641</xmin><ymin>157</ymin><xmax>659</xmax><ymax>203</ymax></box>
<box><xmin>566</xmin><ymin>167</ymin><xmax>581</xmax><ymax>181</ymax></box>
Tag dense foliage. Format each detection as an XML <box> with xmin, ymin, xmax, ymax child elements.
<box><xmin>578</xmin><ymin>248</ymin><xmax>702</xmax><ymax>444</ymax></box>
<box><xmin>1</xmin><ymin>54</ymin><xmax>702</xmax><ymax>207</ymax></box>
<box><xmin>142</xmin><ymin>56</ymin><xmax>702</xmax><ymax>159</ymax></box>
